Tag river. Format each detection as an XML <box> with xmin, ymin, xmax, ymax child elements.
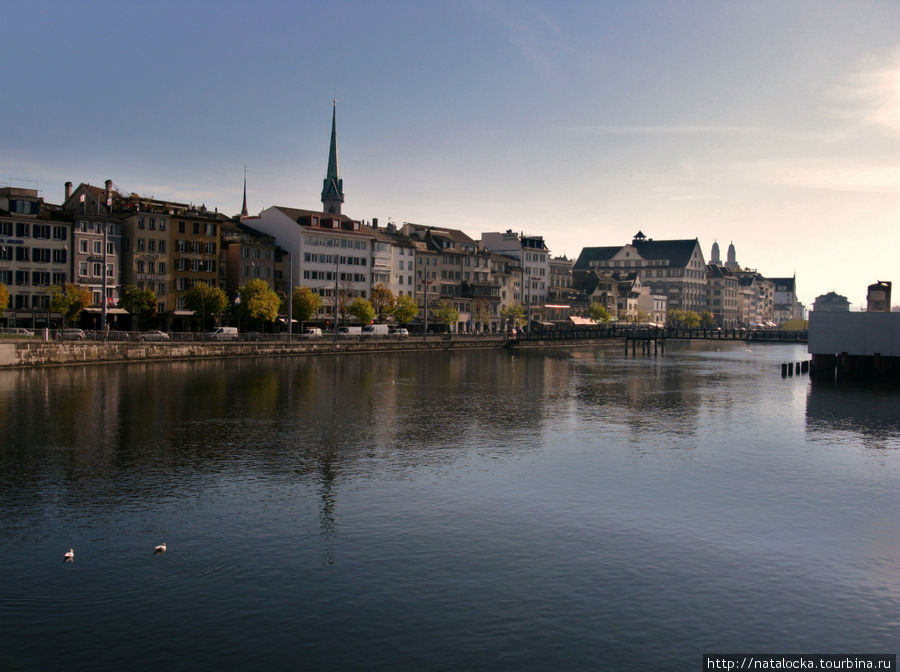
<box><xmin>0</xmin><ymin>342</ymin><xmax>897</xmax><ymax>671</ymax></box>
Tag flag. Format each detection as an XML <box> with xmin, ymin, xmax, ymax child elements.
<box><xmin>106</xmin><ymin>198</ymin><xmax>112</xmax><ymax>207</ymax></box>
<box><xmin>79</xmin><ymin>194</ymin><xmax>85</xmax><ymax>203</ymax></box>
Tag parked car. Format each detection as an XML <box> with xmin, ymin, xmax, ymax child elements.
<box><xmin>361</xmin><ymin>324</ymin><xmax>389</xmax><ymax>337</ymax></box>
<box><xmin>206</xmin><ymin>326</ymin><xmax>239</xmax><ymax>341</ymax></box>
<box><xmin>140</xmin><ymin>329</ymin><xmax>170</xmax><ymax>342</ymax></box>
<box><xmin>391</xmin><ymin>328</ymin><xmax>409</xmax><ymax>338</ymax></box>
<box><xmin>337</xmin><ymin>326</ymin><xmax>362</xmax><ymax>338</ymax></box>
<box><xmin>302</xmin><ymin>328</ymin><xmax>323</xmax><ymax>338</ymax></box>
<box><xmin>61</xmin><ymin>328</ymin><xmax>86</xmax><ymax>341</ymax></box>
<box><xmin>4</xmin><ymin>328</ymin><xmax>34</xmax><ymax>337</ymax></box>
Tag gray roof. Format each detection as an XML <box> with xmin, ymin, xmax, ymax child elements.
<box><xmin>575</xmin><ymin>238</ymin><xmax>700</xmax><ymax>269</ymax></box>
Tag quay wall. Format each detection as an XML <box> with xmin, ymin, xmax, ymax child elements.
<box><xmin>0</xmin><ymin>335</ymin><xmax>528</xmax><ymax>369</ymax></box>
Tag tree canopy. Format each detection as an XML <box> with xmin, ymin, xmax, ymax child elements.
<box><xmin>588</xmin><ymin>302</ymin><xmax>611</xmax><ymax>323</ymax></box>
<box><xmin>0</xmin><ymin>283</ymin><xmax>9</xmax><ymax>319</ymax></box>
<box><xmin>119</xmin><ymin>285</ymin><xmax>158</xmax><ymax>326</ymax></box>
<box><xmin>500</xmin><ymin>302</ymin><xmax>526</xmax><ymax>329</ymax></box>
<box><xmin>50</xmin><ymin>284</ymin><xmax>92</xmax><ymax>325</ymax></box>
<box><xmin>668</xmin><ymin>308</ymin><xmax>701</xmax><ymax>328</ymax></box>
<box><xmin>184</xmin><ymin>281</ymin><xmax>228</xmax><ymax>330</ymax></box>
<box><xmin>238</xmin><ymin>278</ymin><xmax>280</xmax><ymax>328</ymax></box>
<box><xmin>348</xmin><ymin>297</ymin><xmax>376</xmax><ymax>324</ymax></box>
<box><xmin>391</xmin><ymin>294</ymin><xmax>418</xmax><ymax>325</ymax></box>
<box><xmin>700</xmin><ymin>310</ymin><xmax>716</xmax><ymax>328</ymax></box>
<box><xmin>370</xmin><ymin>284</ymin><xmax>395</xmax><ymax>322</ymax></box>
<box><xmin>291</xmin><ymin>286</ymin><xmax>323</xmax><ymax>325</ymax></box>
<box><xmin>433</xmin><ymin>301</ymin><xmax>460</xmax><ymax>328</ymax></box>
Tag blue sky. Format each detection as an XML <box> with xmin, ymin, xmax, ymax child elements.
<box><xmin>4</xmin><ymin>1</ymin><xmax>899</xmax><ymax>308</ymax></box>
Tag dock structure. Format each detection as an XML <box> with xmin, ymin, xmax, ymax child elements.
<box><xmin>808</xmin><ymin>312</ymin><xmax>900</xmax><ymax>383</ymax></box>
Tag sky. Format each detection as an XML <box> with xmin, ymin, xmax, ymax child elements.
<box><xmin>3</xmin><ymin>1</ymin><xmax>899</xmax><ymax>309</ymax></box>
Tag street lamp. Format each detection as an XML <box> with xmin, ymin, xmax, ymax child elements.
<box><xmin>287</xmin><ymin>250</ymin><xmax>293</xmax><ymax>342</ymax></box>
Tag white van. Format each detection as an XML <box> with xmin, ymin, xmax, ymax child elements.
<box><xmin>207</xmin><ymin>326</ymin><xmax>239</xmax><ymax>341</ymax></box>
<box><xmin>302</xmin><ymin>328</ymin><xmax>323</xmax><ymax>338</ymax></box>
<box><xmin>361</xmin><ymin>324</ymin><xmax>389</xmax><ymax>337</ymax></box>
<box><xmin>336</xmin><ymin>326</ymin><xmax>362</xmax><ymax>338</ymax></box>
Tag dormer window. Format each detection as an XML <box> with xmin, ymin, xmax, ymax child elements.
<box><xmin>332</xmin><ymin>219</ymin><xmax>340</xmax><ymax>229</ymax></box>
<box><xmin>311</xmin><ymin>216</ymin><xmax>319</xmax><ymax>227</ymax></box>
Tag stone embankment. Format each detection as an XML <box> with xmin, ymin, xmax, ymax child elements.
<box><xmin>0</xmin><ymin>335</ymin><xmax>516</xmax><ymax>369</ymax></box>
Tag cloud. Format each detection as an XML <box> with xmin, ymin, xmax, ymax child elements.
<box><xmin>832</xmin><ymin>48</ymin><xmax>900</xmax><ymax>137</ymax></box>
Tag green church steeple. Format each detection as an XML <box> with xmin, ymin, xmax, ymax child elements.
<box><xmin>321</xmin><ymin>101</ymin><xmax>344</xmax><ymax>214</ymax></box>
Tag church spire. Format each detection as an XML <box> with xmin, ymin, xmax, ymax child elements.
<box><xmin>321</xmin><ymin>101</ymin><xmax>344</xmax><ymax>215</ymax></box>
<box><xmin>240</xmin><ymin>165</ymin><xmax>248</xmax><ymax>218</ymax></box>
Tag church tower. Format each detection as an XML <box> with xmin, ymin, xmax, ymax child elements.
<box><xmin>321</xmin><ymin>101</ymin><xmax>345</xmax><ymax>215</ymax></box>
<box><xmin>710</xmin><ymin>240</ymin><xmax>721</xmax><ymax>265</ymax></box>
<box><xmin>240</xmin><ymin>166</ymin><xmax>249</xmax><ymax>219</ymax></box>
<box><xmin>725</xmin><ymin>242</ymin><xmax>739</xmax><ymax>270</ymax></box>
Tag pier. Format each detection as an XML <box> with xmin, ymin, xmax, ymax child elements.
<box><xmin>808</xmin><ymin>312</ymin><xmax>900</xmax><ymax>383</ymax></box>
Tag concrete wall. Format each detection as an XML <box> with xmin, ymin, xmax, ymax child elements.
<box><xmin>808</xmin><ymin>311</ymin><xmax>900</xmax><ymax>356</ymax></box>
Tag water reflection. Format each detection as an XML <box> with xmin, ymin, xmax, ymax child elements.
<box><xmin>806</xmin><ymin>380</ymin><xmax>900</xmax><ymax>451</ymax></box>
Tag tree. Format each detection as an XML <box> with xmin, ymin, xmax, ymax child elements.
<box><xmin>667</xmin><ymin>308</ymin><xmax>685</xmax><ymax>328</ymax></box>
<box><xmin>500</xmin><ymin>302</ymin><xmax>526</xmax><ymax>329</ymax></box>
<box><xmin>348</xmin><ymin>297</ymin><xmax>375</xmax><ymax>324</ymax></box>
<box><xmin>472</xmin><ymin>298</ymin><xmax>491</xmax><ymax>332</ymax></box>
<box><xmin>238</xmin><ymin>278</ymin><xmax>280</xmax><ymax>329</ymax></box>
<box><xmin>682</xmin><ymin>310</ymin><xmax>701</xmax><ymax>328</ymax></box>
<box><xmin>433</xmin><ymin>301</ymin><xmax>460</xmax><ymax>330</ymax></box>
<box><xmin>370</xmin><ymin>284</ymin><xmax>395</xmax><ymax>322</ymax></box>
<box><xmin>700</xmin><ymin>310</ymin><xmax>716</xmax><ymax>329</ymax></box>
<box><xmin>292</xmin><ymin>286</ymin><xmax>323</xmax><ymax>327</ymax></box>
<box><xmin>50</xmin><ymin>284</ymin><xmax>92</xmax><ymax>326</ymax></box>
<box><xmin>184</xmin><ymin>281</ymin><xmax>228</xmax><ymax>331</ymax></box>
<box><xmin>0</xmin><ymin>283</ymin><xmax>9</xmax><ymax>319</ymax></box>
<box><xmin>588</xmin><ymin>302</ymin><xmax>611</xmax><ymax>323</ymax></box>
<box><xmin>391</xmin><ymin>294</ymin><xmax>418</xmax><ymax>325</ymax></box>
<box><xmin>119</xmin><ymin>285</ymin><xmax>158</xmax><ymax>329</ymax></box>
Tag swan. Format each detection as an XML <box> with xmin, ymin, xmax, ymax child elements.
<box><xmin>63</xmin><ymin>548</ymin><xmax>74</xmax><ymax>561</ymax></box>
<box><xmin>154</xmin><ymin>543</ymin><xmax>167</xmax><ymax>554</ymax></box>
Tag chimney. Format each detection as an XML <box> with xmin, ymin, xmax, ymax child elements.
<box><xmin>105</xmin><ymin>179</ymin><xmax>112</xmax><ymax>204</ymax></box>
<box><xmin>65</xmin><ymin>182</ymin><xmax>72</xmax><ymax>201</ymax></box>
<box><xmin>372</xmin><ymin>217</ymin><xmax>378</xmax><ymax>228</ymax></box>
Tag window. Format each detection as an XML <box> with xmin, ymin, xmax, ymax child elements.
<box><xmin>178</xmin><ymin>221</ymin><xmax>186</xmax><ymax>234</ymax></box>
<box><xmin>33</xmin><ymin>225</ymin><xmax>51</xmax><ymax>239</ymax></box>
<box><xmin>53</xmin><ymin>226</ymin><xmax>67</xmax><ymax>241</ymax></box>
<box><xmin>159</xmin><ymin>218</ymin><xmax>166</xmax><ymax>231</ymax></box>
<box><xmin>16</xmin><ymin>223</ymin><xmax>30</xmax><ymax>237</ymax></box>
<box><xmin>207</xmin><ymin>242</ymin><xmax>216</xmax><ymax>254</ymax></box>
<box><xmin>16</xmin><ymin>247</ymin><xmax>29</xmax><ymax>261</ymax></box>
<box><xmin>148</xmin><ymin>239</ymin><xmax>156</xmax><ymax>252</ymax></box>
<box><xmin>149</xmin><ymin>218</ymin><xmax>156</xmax><ymax>230</ymax></box>
<box><xmin>192</xmin><ymin>222</ymin><xmax>200</xmax><ymax>235</ymax></box>
<box><xmin>33</xmin><ymin>248</ymin><xmax>51</xmax><ymax>263</ymax></box>
<box><xmin>79</xmin><ymin>239</ymin><xmax>88</xmax><ymax>253</ymax></box>
<box><xmin>93</xmin><ymin>241</ymin><xmax>102</xmax><ymax>254</ymax></box>
<box><xmin>79</xmin><ymin>262</ymin><xmax>88</xmax><ymax>276</ymax></box>
<box><xmin>137</xmin><ymin>261</ymin><xmax>145</xmax><ymax>273</ymax></box>
<box><xmin>52</xmin><ymin>272</ymin><xmax>66</xmax><ymax>284</ymax></box>
<box><xmin>158</xmin><ymin>240</ymin><xmax>166</xmax><ymax>253</ymax></box>
<box><xmin>0</xmin><ymin>222</ymin><xmax>11</xmax><ymax>236</ymax></box>
<box><xmin>147</xmin><ymin>262</ymin><xmax>155</xmax><ymax>273</ymax></box>
<box><xmin>206</xmin><ymin>223</ymin><xmax>215</xmax><ymax>236</ymax></box>
<box><xmin>107</xmin><ymin>242</ymin><xmax>115</xmax><ymax>255</ymax></box>
<box><xmin>93</xmin><ymin>263</ymin><xmax>102</xmax><ymax>277</ymax></box>
<box><xmin>158</xmin><ymin>262</ymin><xmax>166</xmax><ymax>274</ymax></box>
<box><xmin>137</xmin><ymin>239</ymin><xmax>145</xmax><ymax>251</ymax></box>
<box><xmin>138</xmin><ymin>217</ymin><xmax>145</xmax><ymax>229</ymax></box>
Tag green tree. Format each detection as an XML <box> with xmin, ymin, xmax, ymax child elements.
<box><xmin>433</xmin><ymin>301</ymin><xmax>460</xmax><ymax>330</ymax></box>
<box><xmin>682</xmin><ymin>310</ymin><xmax>701</xmax><ymax>328</ymax></box>
<box><xmin>292</xmin><ymin>286</ymin><xmax>323</xmax><ymax>327</ymax></box>
<box><xmin>50</xmin><ymin>283</ymin><xmax>92</xmax><ymax>326</ymax></box>
<box><xmin>118</xmin><ymin>284</ymin><xmax>158</xmax><ymax>329</ymax></box>
<box><xmin>500</xmin><ymin>302</ymin><xmax>526</xmax><ymax>329</ymax></box>
<box><xmin>0</xmin><ymin>283</ymin><xmax>9</xmax><ymax>319</ymax></box>
<box><xmin>184</xmin><ymin>281</ymin><xmax>228</xmax><ymax>331</ymax></box>
<box><xmin>472</xmin><ymin>298</ymin><xmax>491</xmax><ymax>331</ymax></box>
<box><xmin>348</xmin><ymin>297</ymin><xmax>376</xmax><ymax>324</ymax></box>
<box><xmin>667</xmin><ymin>308</ymin><xmax>685</xmax><ymax>328</ymax></box>
<box><xmin>391</xmin><ymin>294</ymin><xmax>418</xmax><ymax>325</ymax></box>
<box><xmin>238</xmin><ymin>278</ymin><xmax>280</xmax><ymax>330</ymax></box>
<box><xmin>700</xmin><ymin>310</ymin><xmax>715</xmax><ymax>329</ymax></box>
<box><xmin>370</xmin><ymin>284</ymin><xmax>395</xmax><ymax>322</ymax></box>
<box><xmin>588</xmin><ymin>302</ymin><xmax>611</xmax><ymax>323</ymax></box>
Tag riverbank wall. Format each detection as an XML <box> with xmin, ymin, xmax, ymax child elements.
<box><xmin>0</xmin><ymin>334</ymin><xmax>614</xmax><ymax>368</ymax></box>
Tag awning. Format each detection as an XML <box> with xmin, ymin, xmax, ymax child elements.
<box><xmin>173</xmin><ymin>310</ymin><xmax>195</xmax><ymax>316</ymax></box>
<box><xmin>544</xmin><ymin>304</ymin><xmax>570</xmax><ymax>309</ymax></box>
<box><xmin>84</xmin><ymin>307</ymin><xmax>129</xmax><ymax>315</ymax></box>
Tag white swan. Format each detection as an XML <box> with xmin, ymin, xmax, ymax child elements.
<box><xmin>154</xmin><ymin>543</ymin><xmax>167</xmax><ymax>554</ymax></box>
<box><xmin>63</xmin><ymin>548</ymin><xmax>74</xmax><ymax>561</ymax></box>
